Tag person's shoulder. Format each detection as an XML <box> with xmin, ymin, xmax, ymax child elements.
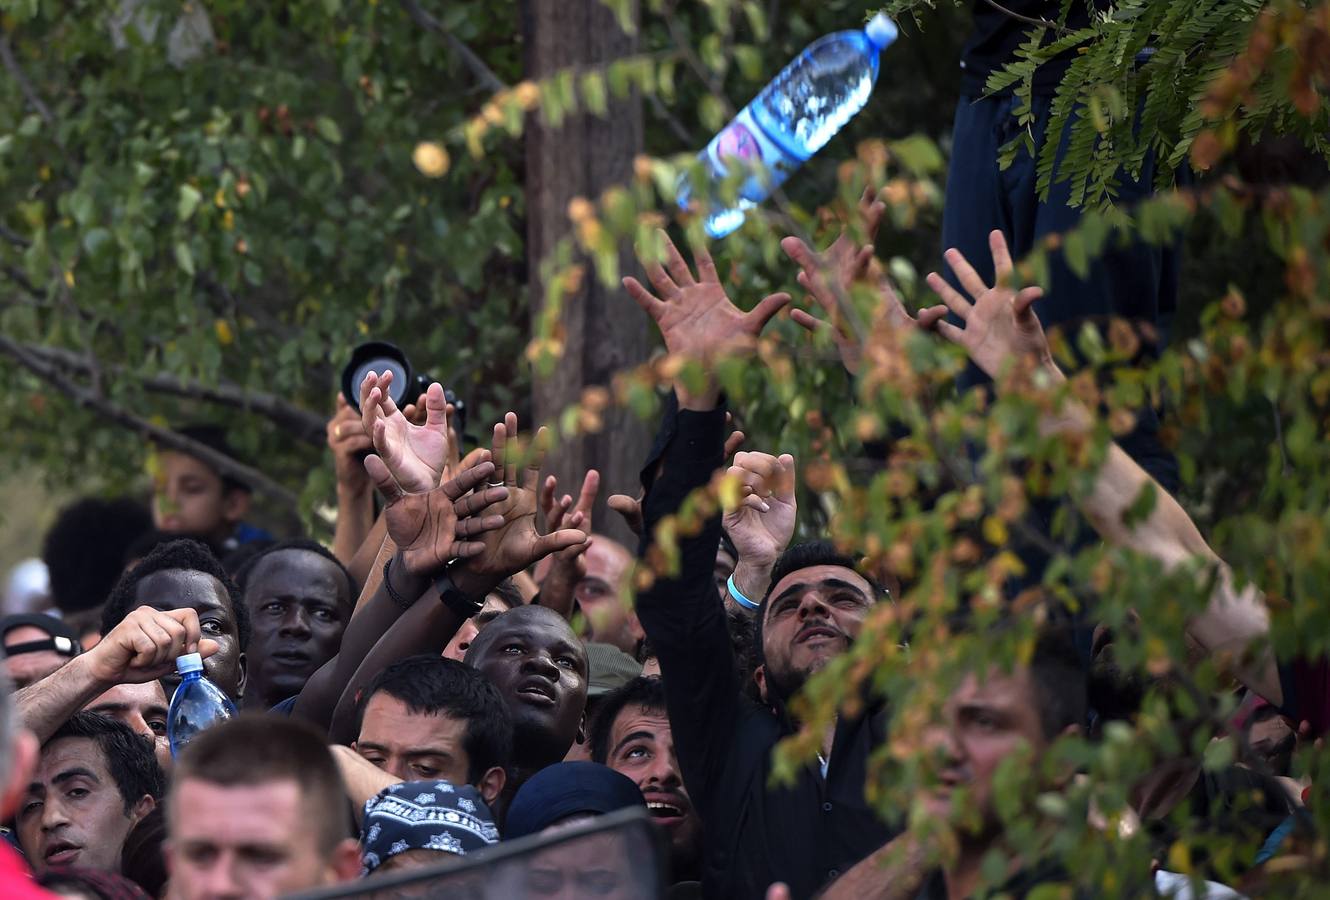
<box><xmin>268</xmin><ymin>695</ymin><xmax>298</xmax><ymax>715</ymax></box>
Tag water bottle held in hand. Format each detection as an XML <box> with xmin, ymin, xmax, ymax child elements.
<box><xmin>167</xmin><ymin>652</ymin><xmax>237</xmax><ymax>758</ymax></box>
<box><xmin>677</xmin><ymin>13</ymin><xmax>898</xmax><ymax>238</ymax></box>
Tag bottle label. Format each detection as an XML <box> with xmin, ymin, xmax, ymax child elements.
<box><xmin>701</xmin><ymin>106</ymin><xmax>798</xmax><ymax>202</ymax></box>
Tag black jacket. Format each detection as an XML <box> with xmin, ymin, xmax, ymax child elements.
<box><xmin>635</xmin><ymin>398</ymin><xmax>894</xmax><ymax>900</ymax></box>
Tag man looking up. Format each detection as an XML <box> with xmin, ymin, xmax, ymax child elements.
<box><xmin>464</xmin><ymin>605</ymin><xmax>589</xmax><ymax>785</ymax></box>
<box><xmin>624</xmin><ymin>232</ymin><xmax>923</xmax><ymax>897</ymax></box>
<box><xmin>590</xmin><ymin>676</ymin><xmax>703</xmax><ymax>884</ymax></box>
<box><xmin>100</xmin><ymin>538</ymin><xmax>247</xmax><ymax>701</ymax></box>
<box><xmin>167</xmin><ymin>716</ymin><xmax>360</xmax><ymax>899</ymax></box>
<box><xmin>351</xmin><ymin>655</ymin><xmax>511</xmax><ymax>804</ymax></box>
<box><xmin>237</xmin><ymin>540</ymin><xmax>354</xmax><ymax>710</ymax></box>
<box><xmin>16</xmin><ymin>712</ymin><xmax>162</xmax><ymax>876</ymax></box>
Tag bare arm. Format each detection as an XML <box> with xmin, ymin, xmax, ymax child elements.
<box><xmin>17</xmin><ymin>608</ymin><xmax>216</xmax><ymax>743</ymax></box>
<box><xmin>330</xmin><ymin>744</ymin><xmax>401</xmax><ymax>826</ymax></box>
<box><xmin>931</xmin><ymin>230</ymin><xmax>1280</xmax><ymax>703</ymax></box>
<box><xmin>815</xmin><ymin>833</ymin><xmax>929</xmax><ymax>900</ymax></box>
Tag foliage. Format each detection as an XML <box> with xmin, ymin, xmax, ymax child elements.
<box><xmin>3</xmin><ymin>0</ymin><xmax>1330</xmax><ymax>894</ymax></box>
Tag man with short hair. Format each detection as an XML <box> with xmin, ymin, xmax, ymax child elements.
<box><xmin>353</xmin><ymin>655</ymin><xmax>511</xmax><ymax>804</ymax></box>
<box><xmin>1</xmin><ymin>616</ymin><xmax>81</xmax><ymax>689</ymax></box>
<box><xmin>16</xmin><ymin>712</ymin><xmax>162</xmax><ymax>876</ymax></box>
<box><xmin>819</xmin><ymin>632</ymin><xmax>1089</xmax><ymax>899</ymax></box>
<box><xmin>237</xmin><ymin>540</ymin><xmax>354</xmax><ymax>710</ymax></box>
<box><xmin>101</xmin><ymin>538</ymin><xmax>247</xmax><ymax>701</ymax></box>
<box><xmin>167</xmin><ymin>715</ymin><xmax>361</xmax><ymax>899</ymax></box>
<box><xmin>463</xmin><ymin>605</ymin><xmax>590</xmax><ymax>784</ymax></box>
<box><xmin>0</xmin><ymin>668</ymin><xmax>57</xmax><ymax>897</ymax></box>
<box><xmin>590</xmin><ymin>676</ymin><xmax>702</xmax><ymax>883</ymax></box>
<box><xmin>84</xmin><ymin>681</ymin><xmax>171</xmax><ymax>772</ymax></box>
<box><xmin>574</xmin><ymin>537</ymin><xmax>644</xmax><ymax>656</ymax></box>
<box><xmin>624</xmin><ymin>233</ymin><xmax>898</xmax><ymax>897</ymax></box>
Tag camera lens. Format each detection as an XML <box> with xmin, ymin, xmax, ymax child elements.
<box><xmin>341</xmin><ymin>342</ymin><xmax>413</xmax><ymax>411</ymax></box>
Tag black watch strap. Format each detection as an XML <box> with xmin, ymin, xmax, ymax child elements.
<box><xmin>434</xmin><ymin>570</ymin><xmax>483</xmax><ymax>620</ymax></box>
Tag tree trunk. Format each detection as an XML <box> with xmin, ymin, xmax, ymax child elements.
<box><xmin>524</xmin><ymin>0</ymin><xmax>649</xmax><ymax>550</ymax></box>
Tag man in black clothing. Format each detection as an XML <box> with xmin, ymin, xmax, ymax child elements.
<box><xmin>623</xmin><ymin>233</ymin><xmax>894</xmax><ymax>898</ymax></box>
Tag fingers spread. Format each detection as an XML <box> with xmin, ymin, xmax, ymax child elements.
<box><xmin>989</xmin><ymin>229</ymin><xmax>1014</xmax><ymax>282</ymax></box>
<box><xmin>693</xmin><ymin>241</ymin><xmax>719</xmax><ymax>283</ymax></box>
<box><xmin>790</xmin><ymin>308</ymin><xmax>825</xmax><ymax>334</ymax></box>
<box><xmin>662</xmin><ymin>232</ymin><xmax>695</xmax><ymax>287</ymax></box>
<box><xmin>364</xmin><ymin>454</ymin><xmax>403</xmax><ymax>503</ymax></box>
<box><xmin>926</xmin><ymin>271</ymin><xmax>971</xmax><ymax>321</ymax></box>
<box><xmin>944</xmin><ymin>247</ymin><xmax>990</xmax><ymax>300</ymax></box>
<box><xmin>748</xmin><ymin>292</ymin><xmax>792</xmax><ymax>330</ymax></box>
<box><xmin>444</xmin><ymin>460</ymin><xmax>498</xmax><ymax>501</ymax></box>
<box><xmin>454</xmin><ymin>484</ymin><xmax>510</xmax><ymax>518</ymax></box>
<box><xmin>623</xmin><ymin>276</ymin><xmax>663</xmax><ymax>315</ymax></box>
<box><xmin>424</xmin><ymin>382</ymin><xmax>449</xmax><ymax>432</ymax></box>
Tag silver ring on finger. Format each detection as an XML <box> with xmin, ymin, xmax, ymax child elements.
<box><xmin>487</xmin><ymin>481</ymin><xmax>505</xmax><ymax>488</ymax></box>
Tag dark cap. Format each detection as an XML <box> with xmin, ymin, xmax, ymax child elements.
<box><xmin>360</xmin><ymin>780</ymin><xmax>499</xmax><ymax>875</ymax></box>
<box><xmin>0</xmin><ymin>614</ymin><xmax>81</xmax><ymax>659</ymax></box>
<box><xmin>503</xmin><ymin>762</ymin><xmax>644</xmax><ymax>840</ymax></box>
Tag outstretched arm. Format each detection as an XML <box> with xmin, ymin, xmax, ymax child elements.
<box><xmin>931</xmin><ymin>230</ymin><xmax>1280</xmax><ymax>704</ymax></box>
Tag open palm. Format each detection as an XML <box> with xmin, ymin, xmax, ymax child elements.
<box><xmin>723</xmin><ymin>452</ymin><xmax>798</xmax><ymax>568</ymax></box>
<box><xmin>928</xmin><ymin>230</ymin><xmax>1052</xmax><ymax>380</ymax></box>
<box><xmin>624</xmin><ymin>229</ymin><xmax>790</xmax><ymax>363</ymax></box>
<box><xmin>359</xmin><ymin>371</ymin><xmax>450</xmax><ymax>494</ymax></box>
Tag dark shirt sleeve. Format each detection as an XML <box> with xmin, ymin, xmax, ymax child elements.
<box><xmin>634</xmin><ymin>396</ymin><xmax>744</xmax><ymax>821</ymax></box>
<box><xmin>1277</xmin><ymin>656</ymin><xmax>1330</xmax><ymax>737</ymax></box>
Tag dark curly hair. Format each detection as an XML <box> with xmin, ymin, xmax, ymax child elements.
<box><xmin>588</xmin><ymin>676</ymin><xmax>667</xmax><ymax>765</ymax></box>
<box><xmin>101</xmin><ymin>538</ymin><xmax>250</xmax><ymax>650</ymax></box>
<box><xmin>42</xmin><ymin>498</ymin><xmax>153</xmax><ymax>613</ymax></box>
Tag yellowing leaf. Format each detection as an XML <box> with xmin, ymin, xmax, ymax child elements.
<box><xmin>982</xmin><ymin>515</ymin><xmax>1008</xmax><ymax>546</ymax></box>
<box><xmin>718</xmin><ymin>472</ymin><xmax>742</xmax><ymax>512</ymax></box>
<box><xmin>412</xmin><ymin>141</ymin><xmax>450</xmax><ymax>178</ymax></box>
<box><xmin>214</xmin><ymin>319</ymin><xmax>234</xmax><ymax>345</ymax></box>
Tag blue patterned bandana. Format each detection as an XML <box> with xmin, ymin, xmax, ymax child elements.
<box><xmin>360</xmin><ymin>780</ymin><xmax>499</xmax><ymax>876</ymax></box>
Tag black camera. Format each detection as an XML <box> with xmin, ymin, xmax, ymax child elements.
<box><xmin>341</xmin><ymin>341</ymin><xmax>467</xmax><ymax>434</ymax></box>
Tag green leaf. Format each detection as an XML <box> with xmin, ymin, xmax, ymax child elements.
<box><xmin>315</xmin><ymin>117</ymin><xmax>342</xmax><ymax>145</ymax></box>
<box><xmin>889</xmin><ymin>135</ymin><xmax>944</xmax><ymax>176</ymax></box>
<box><xmin>174</xmin><ymin>241</ymin><xmax>195</xmax><ymax>275</ymax></box>
<box><xmin>177</xmin><ymin>184</ymin><xmax>203</xmax><ymax>221</ymax></box>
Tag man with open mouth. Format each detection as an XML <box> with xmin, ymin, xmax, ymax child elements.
<box><xmin>16</xmin><ymin>712</ymin><xmax>162</xmax><ymax>877</ymax></box>
<box><xmin>590</xmin><ymin>675</ymin><xmax>703</xmax><ymax>885</ymax></box>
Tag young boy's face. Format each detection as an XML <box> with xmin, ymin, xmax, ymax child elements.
<box><xmin>152</xmin><ymin>450</ymin><xmax>247</xmax><ymax>543</ymax></box>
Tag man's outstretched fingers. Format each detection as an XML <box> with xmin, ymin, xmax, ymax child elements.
<box><xmin>1015</xmin><ymin>286</ymin><xmax>1045</xmax><ymax>315</ymax></box>
<box><xmin>934</xmin><ymin>319</ymin><xmax>966</xmax><ymax>345</ymax></box>
<box><xmin>693</xmin><ymin>241</ymin><xmax>719</xmax><ymax>283</ymax></box>
<box><xmin>535</xmin><ymin>529</ymin><xmax>591</xmax><ymax>559</ymax></box>
<box><xmin>661</xmin><ymin>231</ymin><xmax>695</xmax><ymax>287</ymax></box>
<box><xmin>623</xmin><ymin>277</ymin><xmax>664</xmax><ymax>315</ymax></box>
<box><xmin>944</xmin><ymin>247</ymin><xmax>989</xmax><ymax>300</ymax></box>
<box><xmin>364</xmin><ymin>454</ymin><xmax>403</xmax><ymax>503</ymax></box>
<box><xmin>453</xmin><ymin>485</ymin><xmax>509</xmax><ymax>518</ymax></box>
<box><xmin>926</xmin><ymin>272</ymin><xmax>971</xmax><ymax>321</ymax></box>
<box><xmin>443</xmin><ymin>460</ymin><xmax>496</xmax><ymax>500</ymax></box>
<box><xmin>989</xmin><ymin>229</ymin><xmax>1014</xmax><ymax>280</ymax></box>
<box><xmin>748</xmin><ymin>292</ymin><xmax>792</xmax><ymax>330</ymax></box>
<box><xmin>916</xmin><ymin>304</ymin><xmax>950</xmax><ymax>330</ymax></box>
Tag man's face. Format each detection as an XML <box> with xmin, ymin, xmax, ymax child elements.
<box><xmin>575</xmin><ymin>540</ymin><xmax>641</xmax><ymax>654</ymax></box>
<box><xmin>244</xmin><ymin>550</ymin><xmax>350</xmax><ymax>705</ymax></box>
<box><xmin>86</xmin><ymin>682</ymin><xmax>171</xmax><ymax>771</ymax></box>
<box><xmin>153</xmin><ymin>451</ymin><xmax>245</xmax><ymax>543</ymax></box>
<box><xmin>921</xmin><ymin>670</ymin><xmax>1048</xmax><ymax>836</ymax></box>
<box><xmin>169</xmin><ymin>779</ymin><xmax>336</xmax><ymax>900</ymax></box>
<box><xmin>523</xmin><ymin>832</ymin><xmax>638</xmax><ymax>900</ymax></box>
<box><xmin>443</xmin><ymin>595</ymin><xmax>510</xmax><ymax>662</ymax></box>
<box><xmin>17</xmin><ymin>736</ymin><xmax>150</xmax><ymax>874</ymax></box>
<box><xmin>3</xmin><ymin>625</ymin><xmax>70</xmax><ymax>688</ymax></box>
<box><xmin>355</xmin><ymin>693</ymin><xmax>473</xmax><ymax>784</ymax></box>
<box><xmin>471</xmin><ymin>613</ymin><xmax>587</xmax><ymax>767</ymax></box>
<box><xmin>134</xmin><ymin>569</ymin><xmax>246</xmax><ymax>701</ymax></box>
<box><xmin>604</xmin><ymin>704</ymin><xmax>700</xmax><ymax>873</ymax></box>
<box><xmin>760</xmin><ymin>565</ymin><xmax>874</xmax><ymax>700</ymax></box>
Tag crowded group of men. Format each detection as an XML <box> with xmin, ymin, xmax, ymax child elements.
<box><xmin>0</xmin><ymin>208</ymin><xmax>1314</xmax><ymax>898</ymax></box>
<box><xmin>0</xmin><ymin>3</ymin><xmax>1320</xmax><ymax>895</ymax></box>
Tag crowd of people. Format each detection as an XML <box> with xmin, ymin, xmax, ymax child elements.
<box><xmin>0</xmin><ymin>6</ymin><xmax>1320</xmax><ymax>897</ymax></box>
<box><xmin>0</xmin><ymin>216</ymin><xmax>1315</xmax><ymax>899</ymax></box>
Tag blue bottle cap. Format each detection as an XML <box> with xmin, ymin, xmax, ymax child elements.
<box><xmin>176</xmin><ymin>652</ymin><xmax>204</xmax><ymax>675</ymax></box>
<box><xmin>865</xmin><ymin>13</ymin><xmax>898</xmax><ymax>48</ymax></box>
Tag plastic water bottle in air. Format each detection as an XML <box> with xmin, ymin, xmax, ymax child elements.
<box><xmin>167</xmin><ymin>652</ymin><xmax>237</xmax><ymax>758</ymax></box>
<box><xmin>676</xmin><ymin>13</ymin><xmax>898</xmax><ymax>238</ymax></box>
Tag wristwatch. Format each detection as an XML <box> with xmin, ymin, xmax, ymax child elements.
<box><xmin>434</xmin><ymin>569</ymin><xmax>483</xmax><ymax>620</ymax></box>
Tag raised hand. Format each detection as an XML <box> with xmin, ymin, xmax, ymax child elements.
<box><xmin>359</xmin><ymin>370</ymin><xmax>450</xmax><ymax>494</ymax></box>
<box><xmin>537</xmin><ymin>470</ymin><xmax>600</xmax><ymax>619</ymax></box>
<box><xmin>84</xmin><ymin>607</ymin><xmax>220</xmax><ymax>686</ymax></box>
<box><xmin>781</xmin><ymin>237</ymin><xmax>947</xmax><ymax>375</ymax></box>
<box><xmin>723</xmin><ymin>451</ymin><xmax>798</xmax><ymax>570</ymax></box>
<box><xmin>327</xmin><ymin>395</ymin><xmax>374</xmax><ymax>494</ymax></box>
<box><xmin>453</xmin><ymin>413</ymin><xmax>589</xmax><ymax>594</ymax></box>
<box><xmin>623</xmin><ymin>229</ymin><xmax>790</xmax><ymax>367</ymax></box>
<box><xmin>927</xmin><ymin>230</ymin><xmax>1052</xmax><ymax>381</ymax></box>
<box><xmin>366</xmin><ymin>455</ymin><xmax>510</xmax><ymax>578</ymax></box>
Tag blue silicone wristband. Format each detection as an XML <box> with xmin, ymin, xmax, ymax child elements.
<box><xmin>727</xmin><ymin>573</ymin><xmax>760</xmax><ymax>611</ymax></box>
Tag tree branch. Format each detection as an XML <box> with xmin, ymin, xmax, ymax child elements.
<box><xmin>978</xmin><ymin>0</ymin><xmax>1072</xmax><ymax>36</ymax></box>
<box><xmin>400</xmin><ymin>0</ymin><xmax>507</xmax><ymax>93</ymax></box>
<box><xmin>18</xmin><ymin>344</ymin><xmax>327</xmax><ymax>444</ymax></box>
<box><xmin>0</xmin><ymin>34</ymin><xmax>55</xmax><ymax>128</ymax></box>
<box><xmin>0</xmin><ymin>335</ymin><xmax>301</xmax><ymax>509</ymax></box>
